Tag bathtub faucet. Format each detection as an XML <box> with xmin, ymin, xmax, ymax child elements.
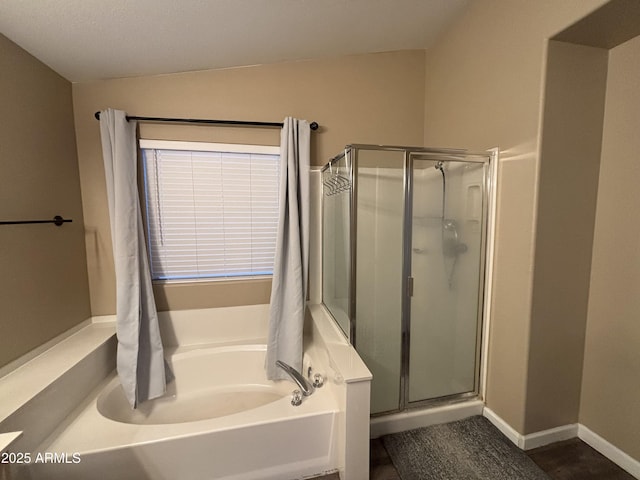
<box><xmin>275</xmin><ymin>360</ymin><xmax>315</xmax><ymax>397</ymax></box>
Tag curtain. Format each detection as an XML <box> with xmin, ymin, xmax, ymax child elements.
<box><xmin>265</xmin><ymin>117</ymin><xmax>311</xmax><ymax>380</ymax></box>
<box><xmin>99</xmin><ymin>109</ymin><xmax>168</xmax><ymax>408</ymax></box>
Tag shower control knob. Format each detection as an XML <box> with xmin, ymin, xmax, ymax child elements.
<box><xmin>291</xmin><ymin>389</ymin><xmax>303</xmax><ymax>406</ymax></box>
<box><xmin>312</xmin><ymin>373</ymin><xmax>325</xmax><ymax>388</ymax></box>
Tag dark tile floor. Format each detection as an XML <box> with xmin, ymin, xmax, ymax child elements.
<box><xmin>528</xmin><ymin>438</ymin><xmax>636</xmax><ymax>480</ymax></box>
<box><xmin>368</xmin><ymin>436</ymin><xmax>634</xmax><ymax>480</ymax></box>
<box><xmin>317</xmin><ymin>436</ymin><xmax>635</xmax><ymax>480</ymax></box>
<box><xmin>370</xmin><ymin>438</ymin><xmax>401</xmax><ymax>479</ymax></box>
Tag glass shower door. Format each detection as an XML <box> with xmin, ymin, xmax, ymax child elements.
<box><xmin>408</xmin><ymin>155</ymin><xmax>488</xmax><ymax>404</ymax></box>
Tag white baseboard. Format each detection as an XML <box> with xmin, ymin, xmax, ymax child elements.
<box><xmin>483</xmin><ymin>408</ymin><xmax>640</xmax><ymax>479</ymax></box>
<box><xmin>483</xmin><ymin>407</ymin><xmax>576</xmax><ymax>450</ymax></box>
<box><xmin>522</xmin><ymin>423</ymin><xmax>579</xmax><ymax>450</ymax></box>
<box><xmin>482</xmin><ymin>407</ymin><xmax>526</xmax><ymax>449</ymax></box>
<box><xmin>579</xmin><ymin>425</ymin><xmax>640</xmax><ymax>479</ymax></box>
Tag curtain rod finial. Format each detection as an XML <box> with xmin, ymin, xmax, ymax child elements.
<box><xmin>310</xmin><ymin>122</ymin><xmax>318</xmax><ymax>131</ymax></box>
<box><xmin>94</xmin><ymin>111</ymin><xmax>101</xmax><ymax>120</ymax></box>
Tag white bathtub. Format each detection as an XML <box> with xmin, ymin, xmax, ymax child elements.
<box><xmin>97</xmin><ymin>345</ymin><xmax>294</xmax><ymax>426</ymax></box>
<box><xmin>17</xmin><ymin>304</ymin><xmax>370</xmax><ymax>480</ymax></box>
<box><xmin>30</xmin><ymin>347</ymin><xmax>337</xmax><ymax>480</ymax></box>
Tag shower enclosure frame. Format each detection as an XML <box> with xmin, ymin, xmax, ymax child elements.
<box><xmin>321</xmin><ymin>144</ymin><xmax>497</xmax><ymax>414</ymax></box>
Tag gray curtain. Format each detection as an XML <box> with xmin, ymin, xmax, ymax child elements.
<box><xmin>265</xmin><ymin>117</ymin><xmax>311</xmax><ymax>380</ymax></box>
<box><xmin>99</xmin><ymin>109</ymin><xmax>168</xmax><ymax>408</ymax></box>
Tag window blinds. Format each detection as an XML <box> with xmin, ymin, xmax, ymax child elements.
<box><xmin>140</xmin><ymin>141</ymin><xmax>280</xmax><ymax>281</ymax></box>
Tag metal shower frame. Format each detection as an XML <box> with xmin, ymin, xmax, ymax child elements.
<box><xmin>321</xmin><ymin>144</ymin><xmax>496</xmax><ymax>414</ymax></box>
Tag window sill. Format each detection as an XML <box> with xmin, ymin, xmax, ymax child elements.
<box><xmin>152</xmin><ymin>275</ymin><xmax>272</xmax><ymax>286</ymax></box>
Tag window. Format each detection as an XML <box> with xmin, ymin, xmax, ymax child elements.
<box><xmin>140</xmin><ymin>140</ymin><xmax>280</xmax><ymax>281</ymax></box>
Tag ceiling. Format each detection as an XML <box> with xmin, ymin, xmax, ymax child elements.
<box><xmin>0</xmin><ymin>0</ymin><xmax>469</xmax><ymax>83</ymax></box>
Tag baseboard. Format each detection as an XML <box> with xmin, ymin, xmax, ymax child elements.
<box><xmin>578</xmin><ymin>425</ymin><xmax>640</xmax><ymax>479</ymax></box>
<box><xmin>482</xmin><ymin>407</ymin><xmax>526</xmax><ymax>449</ymax></box>
<box><xmin>522</xmin><ymin>423</ymin><xmax>579</xmax><ymax>450</ymax></box>
<box><xmin>483</xmin><ymin>408</ymin><xmax>640</xmax><ymax>479</ymax></box>
<box><xmin>483</xmin><ymin>407</ymin><xmax>576</xmax><ymax>450</ymax></box>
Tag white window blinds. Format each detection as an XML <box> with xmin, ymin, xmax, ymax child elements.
<box><xmin>140</xmin><ymin>140</ymin><xmax>280</xmax><ymax>281</ymax></box>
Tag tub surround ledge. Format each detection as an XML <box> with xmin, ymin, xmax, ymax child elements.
<box><xmin>306</xmin><ymin>304</ymin><xmax>372</xmax><ymax>384</ymax></box>
<box><xmin>306</xmin><ymin>304</ymin><xmax>373</xmax><ymax>480</ymax></box>
<box><xmin>0</xmin><ymin>319</ymin><xmax>116</xmax><ymax>453</ymax></box>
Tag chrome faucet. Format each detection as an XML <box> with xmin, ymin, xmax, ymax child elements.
<box><xmin>275</xmin><ymin>360</ymin><xmax>315</xmax><ymax>397</ymax></box>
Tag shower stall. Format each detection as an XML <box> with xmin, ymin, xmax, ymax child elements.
<box><xmin>322</xmin><ymin>145</ymin><xmax>494</xmax><ymax>415</ymax></box>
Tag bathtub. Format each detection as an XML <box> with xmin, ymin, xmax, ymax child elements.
<box><xmin>20</xmin><ymin>304</ymin><xmax>364</xmax><ymax>480</ymax></box>
<box><xmin>97</xmin><ymin>345</ymin><xmax>297</xmax><ymax>426</ymax></box>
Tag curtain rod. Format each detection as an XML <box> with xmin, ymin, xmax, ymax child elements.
<box><xmin>94</xmin><ymin>112</ymin><xmax>319</xmax><ymax>131</ymax></box>
<box><xmin>0</xmin><ymin>216</ymin><xmax>72</xmax><ymax>226</ymax></box>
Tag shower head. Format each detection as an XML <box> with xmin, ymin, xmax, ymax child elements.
<box><xmin>443</xmin><ymin>219</ymin><xmax>457</xmax><ymax>231</ymax></box>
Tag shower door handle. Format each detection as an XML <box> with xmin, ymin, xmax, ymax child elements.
<box><xmin>406</xmin><ymin>277</ymin><xmax>414</xmax><ymax>297</ymax></box>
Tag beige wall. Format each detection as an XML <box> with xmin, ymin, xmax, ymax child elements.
<box><xmin>0</xmin><ymin>34</ymin><xmax>90</xmax><ymax>367</ymax></box>
<box><xmin>72</xmin><ymin>50</ymin><xmax>426</xmax><ymax>315</ymax></box>
<box><xmin>528</xmin><ymin>41</ymin><xmax>608</xmax><ymax>433</ymax></box>
<box><xmin>580</xmin><ymin>34</ymin><xmax>640</xmax><ymax>460</ymax></box>
<box><xmin>422</xmin><ymin>0</ymin><xmax>608</xmax><ymax>433</ymax></box>
<box><xmin>424</xmin><ymin>1</ymin><xmax>640</xmax><ymax>463</ymax></box>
